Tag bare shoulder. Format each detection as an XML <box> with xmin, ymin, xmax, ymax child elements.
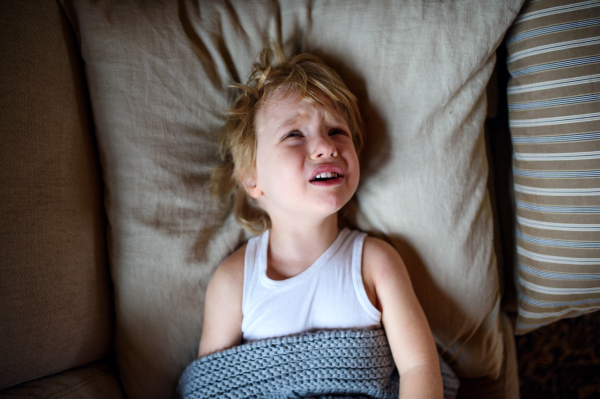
<box><xmin>211</xmin><ymin>243</ymin><xmax>246</xmax><ymax>289</ymax></box>
<box><xmin>363</xmin><ymin>236</ymin><xmax>401</xmax><ymax>260</ymax></box>
<box><xmin>204</xmin><ymin>242</ymin><xmax>247</xmax><ymax>313</ymax></box>
<box><xmin>198</xmin><ymin>243</ymin><xmax>246</xmax><ymax>358</ymax></box>
<box><xmin>360</xmin><ymin>236</ymin><xmax>410</xmax><ymax>311</ymax></box>
<box><xmin>362</xmin><ymin>236</ymin><xmax>408</xmax><ymax>281</ymax></box>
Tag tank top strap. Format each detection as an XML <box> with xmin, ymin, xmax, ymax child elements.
<box><xmin>242</xmin><ymin>230</ymin><xmax>269</xmax><ymax>317</ymax></box>
<box><xmin>350</xmin><ymin>231</ymin><xmax>381</xmax><ymax>321</ymax></box>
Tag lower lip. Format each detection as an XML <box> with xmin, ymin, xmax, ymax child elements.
<box><xmin>310</xmin><ymin>176</ymin><xmax>343</xmax><ymax>187</ymax></box>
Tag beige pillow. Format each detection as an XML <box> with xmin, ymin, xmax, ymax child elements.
<box><xmin>60</xmin><ymin>1</ymin><xmax>523</xmax><ymax>397</ymax></box>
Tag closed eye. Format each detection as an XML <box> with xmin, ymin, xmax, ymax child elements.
<box><xmin>329</xmin><ymin>128</ymin><xmax>349</xmax><ymax>137</ymax></box>
<box><xmin>283</xmin><ymin>130</ymin><xmax>303</xmax><ymax>140</ymax></box>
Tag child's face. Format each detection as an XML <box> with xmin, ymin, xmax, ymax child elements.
<box><xmin>245</xmin><ymin>89</ymin><xmax>360</xmax><ymax>223</ymax></box>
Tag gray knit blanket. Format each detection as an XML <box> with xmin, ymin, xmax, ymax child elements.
<box><xmin>175</xmin><ymin>328</ymin><xmax>459</xmax><ymax>399</ymax></box>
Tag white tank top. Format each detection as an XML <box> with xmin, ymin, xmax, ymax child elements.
<box><xmin>241</xmin><ymin>228</ymin><xmax>382</xmax><ymax>342</ymax></box>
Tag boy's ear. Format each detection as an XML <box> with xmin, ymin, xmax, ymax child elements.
<box><xmin>239</xmin><ymin>172</ymin><xmax>262</xmax><ymax>199</ymax></box>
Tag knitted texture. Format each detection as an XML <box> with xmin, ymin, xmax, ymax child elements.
<box><xmin>175</xmin><ymin>328</ymin><xmax>459</xmax><ymax>399</ymax></box>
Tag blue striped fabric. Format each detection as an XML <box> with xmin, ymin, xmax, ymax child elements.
<box><xmin>519</xmin><ymin>293</ymin><xmax>600</xmax><ymax>308</ymax></box>
<box><xmin>508</xmin><ymin>36</ymin><xmax>600</xmax><ymax>63</ymax></box>
<box><xmin>517</xmin><ymin>230</ymin><xmax>600</xmax><ymax>247</ymax></box>
<box><xmin>508</xmin><ymin>93</ymin><xmax>600</xmax><ymax>110</ymax></box>
<box><xmin>516</xmin><ymin>200</ymin><xmax>600</xmax><ymax>213</ymax></box>
<box><xmin>510</xmin><ymin>54</ymin><xmax>600</xmax><ymax>76</ymax></box>
<box><xmin>515</xmin><ymin>186</ymin><xmax>600</xmax><ymax>197</ymax></box>
<box><xmin>512</xmin><ymin>131</ymin><xmax>600</xmax><ymax>143</ymax></box>
<box><xmin>513</xmin><ymin>0</ymin><xmax>600</xmax><ymax>24</ymax></box>
<box><xmin>506</xmin><ymin>0</ymin><xmax>600</xmax><ymax>334</ymax></box>
<box><xmin>509</xmin><ymin>112</ymin><xmax>600</xmax><ymax>127</ymax></box>
<box><xmin>513</xmin><ymin>167</ymin><xmax>600</xmax><ymax>178</ymax></box>
<box><xmin>507</xmin><ymin>17</ymin><xmax>600</xmax><ymax>45</ymax></box>
<box><xmin>513</xmin><ymin>150</ymin><xmax>600</xmax><ymax>161</ymax></box>
<box><xmin>507</xmin><ymin>73</ymin><xmax>600</xmax><ymax>94</ymax></box>
<box><xmin>519</xmin><ymin>262</ymin><xmax>600</xmax><ymax>279</ymax></box>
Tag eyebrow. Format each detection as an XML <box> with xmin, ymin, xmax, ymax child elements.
<box><xmin>277</xmin><ymin>111</ymin><xmax>348</xmax><ymax>132</ymax></box>
<box><xmin>274</xmin><ymin>113</ymin><xmax>306</xmax><ymax>134</ymax></box>
<box><xmin>278</xmin><ymin>116</ymin><xmax>300</xmax><ymax>129</ymax></box>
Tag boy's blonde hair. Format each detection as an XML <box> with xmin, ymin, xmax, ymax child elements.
<box><xmin>211</xmin><ymin>43</ymin><xmax>365</xmax><ymax>234</ymax></box>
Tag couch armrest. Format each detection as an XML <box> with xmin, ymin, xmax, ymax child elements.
<box><xmin>0</xmin><ymin>0</ymin><xmax>114</xmax><ymax>390</ymax></box>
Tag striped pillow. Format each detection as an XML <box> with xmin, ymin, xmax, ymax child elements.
<box><xmin>506</xmin><ymin>0</ymin><xmax>600</xmax><ymax>334</ymax></box>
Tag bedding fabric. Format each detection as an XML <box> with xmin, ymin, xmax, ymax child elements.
<box><xmin>59</xmin><ymin>1</ymin><xmax>523</xmax><ymax>397</ymax></box>
<box><xmin>175</xmin><ymin>328</ymin><xmax>459</xmax><ymax>399</ymax></box>
<box><xmin>506</xmin><ymin>0</ymin><xmax>600</xmax><ymax>334</ymax></box>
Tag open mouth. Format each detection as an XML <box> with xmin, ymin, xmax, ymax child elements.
<box><xmin>310</xmin><ymin>172</ymin><xmax>340</xmax><ymax>182</ymax></box>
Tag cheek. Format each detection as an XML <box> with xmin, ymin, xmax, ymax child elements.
<box><xmin>345</xmin><ymin>146</ymin><xmax>360</xmax><ymax>172</ymax></box>
<box><xmin>253</xmin><ymin>147</ymin><xmax>270</xmax><ymax>186</ymax></box>
<box><xmin>351</xmin><ymin>164</ymin><xmax>360</xmax><ymax>191</ymax></box>
<box><xmin>345</xmin><ymin>149</ymin><xmax>360</xmax><ymax>190</ymax></box>
<box><xmin>255</xmin><ymin>147</ymin><xmax>302</xmax><ymax>189</ymax></box>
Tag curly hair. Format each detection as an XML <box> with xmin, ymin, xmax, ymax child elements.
<box><xmin>211</xmin><ymin>43</ymin><xmax>365</xmax><ymax>234</ymax></box>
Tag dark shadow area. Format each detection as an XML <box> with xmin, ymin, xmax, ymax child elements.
<box><xmin>485</xmin><ymin>42</ymin><xmax>518</xmax><ymax>313</ymax></box>
<box><xmin>516</xmin><ymin>311</ymin><xmax>600</xmax><ymax>399</ymax></box>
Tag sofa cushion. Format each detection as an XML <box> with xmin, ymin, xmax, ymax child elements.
<box><xmin>60</xmin><ymin>1</ymin><xmax>522</xmax><ymax>397</ymax></box>
<box><xmin>506</xmin><ymin>0</ymin><xmax>600</xmax><ymax>334</ymax></box>
<box><xmin>0</xmin><ymin>0</ymin><xmax>113</xmax><ymax>391</ymax></box>
<box><xmin>0</xmin><ymin>359</ymin><xmax>125</xmax><ymax>399</ymax></box>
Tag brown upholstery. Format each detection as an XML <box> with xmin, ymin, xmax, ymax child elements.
<box><xmin>0</xmin><ymin>360</ymin><xmax>124</xmax><ymax>399</ymax></box>
<box><xmin>0</xmin><ymin>0</ymin><xmax>114</xmax><ymax>391</ymax></box>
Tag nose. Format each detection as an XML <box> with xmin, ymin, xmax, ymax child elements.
<box><xmin>309</xmin><ymin>134</ymin><xmax>338</xmax><ymax>160</ymax></box>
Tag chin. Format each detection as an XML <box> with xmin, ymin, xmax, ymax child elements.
<box><xmin>315</xmin><ymin>194</ymin><xmax>351</xmax><ymax>216</ymax></box>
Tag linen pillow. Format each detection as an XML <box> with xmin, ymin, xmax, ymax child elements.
<box><xmin>60</xmin><ymin>1</ymin><xmax>522</xmax><ymax>397</ymax></box>
<box><xmin>506</xmin><ymin>0</ymin><xmax>600</xmax><ymax>335</ymax></box>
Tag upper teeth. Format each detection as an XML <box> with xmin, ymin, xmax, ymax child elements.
<box><xmin>315</xmin><ymin>172</ymin><xmax>338</xmax><ymax>179</ymax></box>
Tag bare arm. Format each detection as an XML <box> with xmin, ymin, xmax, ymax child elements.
<box><xmin>197</xmin><ymin>244</ymin><xmax>246</xmax><ymax>358</ymax></box>
<box><xmin>363</xmin><ymin>237</ymin><xmax>443</xmax><ymax>399</ymax></box>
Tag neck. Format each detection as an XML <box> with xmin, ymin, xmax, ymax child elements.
<box><xmin>266</xmin><ymin>213</ymin><xmax>340</xmax><ymax>279</ymax></box>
